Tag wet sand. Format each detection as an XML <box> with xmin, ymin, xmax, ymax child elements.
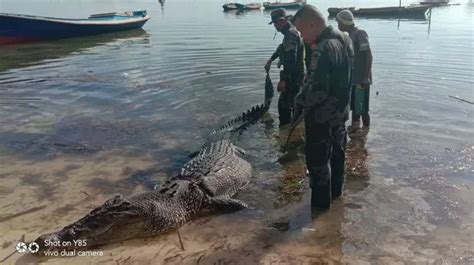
<box><xmin>0</xmin><ymin>114</ymin><xmax>472</xmax><ymax>265</ymax></box>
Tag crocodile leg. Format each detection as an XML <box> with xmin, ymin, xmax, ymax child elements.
<box><xmin>210</xmin><ymin>197</ymin><xmax>248</xmax><ymax>212</ymax></box>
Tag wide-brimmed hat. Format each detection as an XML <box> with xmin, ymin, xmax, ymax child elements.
<box><xmin>269</xmin><ymin>8</ymin><xmax>290</xmax><ymax>24</ymax></box>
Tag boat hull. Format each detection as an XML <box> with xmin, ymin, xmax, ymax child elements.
<box><xmin>419</xmin><ymin>0</ymin><xmax>449</xmax><ymax>6</ymax></box>
<box><xmin>0</xmin><ymin>13</ymin><xmax>149</xmax><ymax>45</ymax></box>
<box><xmin>327</xmin><ymin>5</ymin><xmax>431</xmax><ymax>19</ymax></box>
<box><xmin>223</xmin><ymin>3</ymin><xmax>261</xmax><ymax>11</ymax></box>
<box><xmin>263</xmin><ymin>2</ymin><xmax>304</xmax><ymax>10</ymax></box>
<box><xmin>223</xmin><ymin>3</ymin><xmax>241</xmax><ymax>11</ymax></box>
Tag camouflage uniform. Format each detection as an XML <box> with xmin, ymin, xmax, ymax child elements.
<box><xmin>270</xmin><ymin>22</ymin><xmax>305</xmax><ymax>125</ymax></box>
<box><xmin>294</xmin><ymin>26</ymin><xmax>354</xmax><ymax>209</ymax></box>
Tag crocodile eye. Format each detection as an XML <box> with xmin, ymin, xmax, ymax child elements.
<box><xmin>110</xmin><ymin>195</ymin><xmax>122</xmax><ymax>204</ymax></box>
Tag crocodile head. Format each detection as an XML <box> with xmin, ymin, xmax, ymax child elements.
<box><xmin>33</xmin><ymin>194</ymin><xmax>147</xmax><ymax>253</ymax></box>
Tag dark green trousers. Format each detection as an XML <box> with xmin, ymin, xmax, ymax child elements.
<box><xmin>278</xmin><ymin>83</ymin><xmax>299</xmax><ymax>126</ymax></box>
<box><xmin>304</xmin><ymin>116</ymin><xmax>347</xmax><ymax>209</ymax></box>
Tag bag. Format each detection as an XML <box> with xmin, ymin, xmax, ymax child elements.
<box><xmin>353</xmin><ymin>84</ymin><xmax>367</xmax><ymax>115</ymax></box>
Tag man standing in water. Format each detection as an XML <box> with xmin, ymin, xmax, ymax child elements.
<box><xmin>292</xmin><ymin>5</ymin><xmax>353</xmax><ymax>209</ymax></box>
<box><xmin>336</xmin><ymin>10</ymin><xmax>373</xmax><ymax>127</ymax></box>
<box><xmin>264</xmin><ymin>8</ymin><xmax>305</xmax><ymax>126</ymax></box>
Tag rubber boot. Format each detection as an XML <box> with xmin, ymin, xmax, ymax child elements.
<box><xmin>278</xmin><ymin>108</ymin><xmax>292</xmax><ymax>127</ymax></box>
<box><xmin>310</xmin><ymin>183</ymin><xmax>331</xmax><ymax>209</ymax></box>
<box><xmin>331</xmin><ymin>176</ymin><xmax>343</xmax><ymax>200</ymax></box>
<box><xmin>352</xmin><ymin>114</ymin><xmax>361</xmax><ymax>127</ymax></box>
<box><xmin>362</xmin><ymin>113</ymin><xmax>370</xmax><ymax>127</ymax></box>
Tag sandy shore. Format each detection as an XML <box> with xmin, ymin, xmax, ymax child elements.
<box><xmin>0</xmin><ymin>118</ymin><xmax>472</xmax><ymax>264</ymax></box>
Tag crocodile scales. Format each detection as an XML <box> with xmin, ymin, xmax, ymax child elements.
<box><xmin>33</xmin><ymin>98</ymin><xmax>272</xmax><ymax>252</ymax></box>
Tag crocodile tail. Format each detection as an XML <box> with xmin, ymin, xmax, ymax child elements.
<box><xmin>211</xmin><ymin>101</ymin><xmax>271</xmax><ymax>136</ymax></box>
<box><xmin>209</xmin><ymin>75</ymin><xmax>274</xmax><ymax>137</ymax></box>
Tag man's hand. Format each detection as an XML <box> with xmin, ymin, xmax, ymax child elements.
<box><xmin>264</xmin><ymin>60</ymin><xmax>272</xmax><ymax>73</ymax></box>
<box><xmin>277</xmin><ymin>80</ymin><xmax>286</xmax><ymax>92</ymax></box>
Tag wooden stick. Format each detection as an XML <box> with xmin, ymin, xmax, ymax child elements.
<box><xmin>0</xmin><ymin>234</ymin><xmax>25</xmax><ymax>263</ymax></box>
<box><xmin>0</xmin><ymin>205</ymin><xmax>46</xmax><ymax>223</ymax></box>
<box><xmin>197</xmin><ymin>254</ymin><xmax>205</xmax><ymax>264</ymax></box>
<box><xmin>282</xmin><ymin>110</ymin><xmax>305</xmax><ymax>153</ymax></box>
<box><xmin>177</xmin><ymin>229</ymin><xmax>185</xmax><ymax>251</ymax></box>
<box><xmin>0</xmin><ymin>250</ymin><xmax>16</xmax><ymax>263</ymax></box>
<box><xmin>449</xmin><ymin>95</ymin><xmax>474</xmax><ymax>105</ymax></box>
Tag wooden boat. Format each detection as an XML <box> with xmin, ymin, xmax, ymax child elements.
<box><xmin>419</xmin><ymin>0</ymin><xmax>450</xmax><ymax>6</ymax></box>
<box><xmin>223</xmin><ymin>3</ymin><xmax>262</xmax><ymax>11</ymax></box>
<box><xmin>327</xmin><ymin>5</ymin><xmax>431</xmax><ymax>18</ymax></box>
<box><xmin>223</xmin><ymin>3</ymin><xmax>242</xmax><ymax>11</ymax></box>
<box><xmin>263</xmin><ymin>1</ymin><xmax>305</xmax><ymax>10</ymax></box>
<box><xmin>245</xmin><ymin>3</ymin><xmax>263</xmax><ymax>10</ymax></box>
<box><xmin>0</xmin><ymin>10</ymin><xmax>150</xmax><ymax>45</ymax></box>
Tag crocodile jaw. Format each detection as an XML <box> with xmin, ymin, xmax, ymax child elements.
<box><xmin>33</xmin><ymin>195</ymin><xmax>148</xmax><ymax>253</ymax></box>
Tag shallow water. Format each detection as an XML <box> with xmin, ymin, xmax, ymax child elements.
<box><xmin>0</xmin><ymin>0</ymin><xmax>473</xmax><ymax>264</ymax></box>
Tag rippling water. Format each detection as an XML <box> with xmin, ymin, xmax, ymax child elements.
<box><xmin>0</xmin><ymin>0</ymin><xmax>473</xmax><ymax>264</ymax></box>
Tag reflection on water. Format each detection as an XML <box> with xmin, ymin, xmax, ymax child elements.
<box><xmin>158</xmin><ymin>0</ymin><xmax>165</xmax><ymax>13</ymax></box>
<box><xmin>0</xmin><ymin>0</ymin><xmax>473</xmax><ymax>264</ymax></box>
<box><xmin>0</xmin><ymin>29</ymin><xmax>148</xmax><ymax>73</ymax></box>
<box><xmin>346</xmin><ymin>127</ymin><xmax>370</xmax><ymax>193</ymax></box>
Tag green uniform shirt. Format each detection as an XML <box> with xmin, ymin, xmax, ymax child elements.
<box><xmin>295</xmin><ymin>26</ymin><xmax>354</xmax><ymax>126</ymax></box>
<box><xmin>349</xmin><ymin>27</ymin><xmax>373</xmax><ymax>85</ymax></box>
<box><xmin>270</xmin><ymin>22</ymin><xmax>306</xmax><ymax>86</ymax></box>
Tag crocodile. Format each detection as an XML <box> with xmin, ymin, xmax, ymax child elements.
<box><xmin>33</xmin><ymin>94</ymin><xmax>273</xmax><ymax>253</ymax></box>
